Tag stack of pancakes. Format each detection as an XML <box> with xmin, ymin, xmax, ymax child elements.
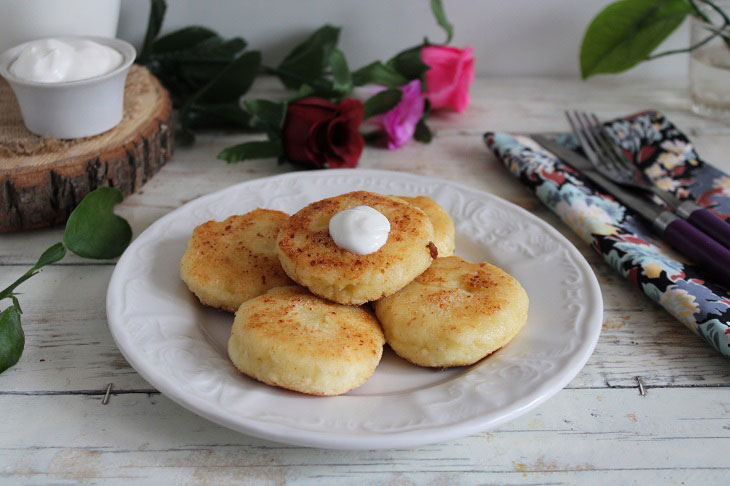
<box><xmin>180</xmin><ymin>191</ymin><xmax>528</xmax><ymax>396</ymax></box>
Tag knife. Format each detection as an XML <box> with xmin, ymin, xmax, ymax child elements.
<box><xmin>597</xmin><ymin>126</ymin><xmax>730</xmax><ymax>252</ymax></box>
<box><xmin>532</xmin><ymin>134</ymin><xmax>730</xmax><ymax>289</ymax></box>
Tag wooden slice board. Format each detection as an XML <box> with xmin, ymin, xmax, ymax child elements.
<box><xmin>0</xmin><ymin>65</ymin><xmax>174</xmax><ymax>232</ymax></box>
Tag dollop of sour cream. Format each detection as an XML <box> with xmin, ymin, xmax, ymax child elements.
<box><xmin>10</xmin><ymin>39</ymin><xmax>123</xmax><ymax>83</ymax></box>
<box><xmin>329</xmin><ymin>206</ymin><xmax>391</xmax><ymax>255</ymax></box>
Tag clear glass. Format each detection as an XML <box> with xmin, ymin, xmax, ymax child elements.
<box><xmin>689</xmin><ymin>3</ymin><xmax>730</xmax><ymax>119</ymax></box>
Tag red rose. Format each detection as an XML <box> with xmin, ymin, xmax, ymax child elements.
<box><xmin>282</xmin><ymin>97</ymin><xmax>365</xmax><ymax>169</ymax></box>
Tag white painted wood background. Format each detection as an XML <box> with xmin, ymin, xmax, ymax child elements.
<box><xmin>117</xmin><ymin>0</ymin><xmax>692</xmax><ymax>80</ymax></box>
<box><xmin>1</xmin><ymin>77</ymin><xmax>730</xmax><ymax>484</ymax></box>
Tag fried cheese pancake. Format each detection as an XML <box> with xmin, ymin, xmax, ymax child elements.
<box><xmin>228</xmin><ymin>286</ymin><xmax>385</xmax><ymax>396</ymax></box>
<box><xmin>277</xmin><ymin>191</ymin><xmax>436</xmax><ymax>305</ymax></box>
<box><xmin>180</xmin><ymin>209</ymin><xmax>294</xmax><ymax>312</ymax></box>
<box><xmin>374</xmin><ymin>256</ymin><xmax>528</xmax><ymax>368</ymax></box>
<box><xmin>398</xmin><ymin>196</ymin><xmax>455</xmax><ymax>257</ymax></box>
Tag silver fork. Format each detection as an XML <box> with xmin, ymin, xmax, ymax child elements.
<box><xmin>565</xmin><ymin>111</ymin><xmax>683</xmax><ymax>207</ymax></box>
<box><xmin>566</xmin><ymin>110</ymin><xmax>730</xmax><ymax>250</ymax></box>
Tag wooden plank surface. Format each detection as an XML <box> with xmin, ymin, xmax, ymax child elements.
<box><xmin>1</xmin><ymin>389</ymin><xmax>729</xmax><ymax>484</ymax></box>
<box><xmin>1</xmin><ymin>76</ymin><xmax>729</xmax><ymax>484</ymax></box>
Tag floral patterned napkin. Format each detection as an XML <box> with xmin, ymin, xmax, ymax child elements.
<box><xmin>484</xmin><ymin>111</ymin><xmax>730</xmax><ymax>358</ymax></box>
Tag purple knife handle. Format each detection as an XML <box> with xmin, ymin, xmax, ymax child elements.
<box><xmin>686</xmin><ymin>207</ymin><xmax>730</xmax><ymax>250</ymax></box>
<box><xmin>663</xmin><ymin>217</ymin><xmax>730</xmax><ymax>288</ymax></box>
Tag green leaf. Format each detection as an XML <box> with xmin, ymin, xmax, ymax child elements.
<box><xmin>363</xmin><ymin>89</ymin><xmax>403</xmax><ymax>119</ymax></box>
<box><xmin>142</xmin><ymin>29</ymin><xmax>250</xmax><ymax>109</ymax></box>
<box><xmin>277</xmin><ymin>25</ymin><xmax>341</xmax><ymax>89</ymax></box>
<box><xmin>194</xmin><ymin>50</ymin><xmax>262</xmax><ymax>103</ymax></box>
<box><xmin>63</xmin><ymin>188</ymin><xmax>132</xmax><ymax>260</ymax></box>
<box><xmin>183</xmin><ymin>101</ymin><xmax>251</xmax><ymax>129</ymax></box>
<box><xmin>262</xmin><ymin>65</ymin><xmax>336</xmax><ymax>97</ymax></box>
<box><xmin>152</xmin><ymin>26</ymin><xmax>219</xmax><ymax>53</ymax></box>
<box><xmin>430</xmin><ymin>0</ymin><xmax>454</xmax><ymax>44</ymax></box>
<box><xmin>150</xmin><ymin>37</ymin><xmax>247</xmax><ymax>63</ymax></box>
<box><xmin>218</xmin><ymin>141</ymin><xmax>283</xmax><ymax>163</ymax></box>
<box><xmin>352</xmin><ymin>61</ymin><xmax>408</xmax><ymax>87</ymax></box>
<box><xmin>329</xmin><ymin>48</ymin><xmax>352</xmax><ymax>94</ymax></box>
<box><xmin>580</xmin><ymin>0</ymin><xmax>692</xmax><ymax>79</ymax></box>
<box><xmin>363</xmin><ymin>131</ymin><xmax>385</xmax><ymax>144</ymax></box>
<box><xmin>414</xmin><ymin>118</ymin><xmax>433</xmax><ymax>143</ymax></box>
<box><xmin>413</xmin><ymin>99</ymin><xmax>432</xmax><ymax>143</ymax></box>
<box><xmin>0</xmin><ymin>305</ymin><xmax>23</xmax><ymax>374</ymax></box>
<box><xmin>243</xmin><ymin>99</ymin><xmax>288</xmax><ymax>131</ymax></box>
<box><xmin>218</xmin><ymin>99</ymin><xmax>287</xmax><ymax>164</ymax></box>
<box><xmin>34</xmin><ymin>242</ymin><xmax>67</xmax><ymax>270</ymax></box>
<box><xmin>0</xmin><ymin>243</ymin><xmax>66</xmax><ymax>302</ymax></box>
<box><xmin>290</xmin><ymin>84</ymin><xmax>315</xmax><ymax>101</ymax></box>
<box><xmin>387</xmin><ymin>46</ymin><xmax>429</xmax><ymax>80</ymax></box>
<box><xmin>139</xmin><ymin>0</ymin><xmax>167</xmax><ymax>62</ymax></box>
<box><xmin>177</xmin><ymin>63</ymin><xmax>228</xmax><ymax>89</ymax></box>
<box><xmin>9</xmin><ymin>296</ymin><xmax>21</xmax><ymax>314</ymax></box>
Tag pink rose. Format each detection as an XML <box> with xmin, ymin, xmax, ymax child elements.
<box><xmin>372</xmin><ymin>80</ymin><xmax>425</xmax><ymax>150</ymax></box>
<box><xmin>421</xmin><ymin>45</ymin><xmax>474</xmax><ymax>113</ymax></box>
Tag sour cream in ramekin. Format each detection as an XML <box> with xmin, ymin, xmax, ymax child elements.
<box><xmin>10</xmin><ymin>38</ymin><xmax>123</xmax><ymax>83</ymax></box>
<box><xmin>0</xmin><ymin>36</ymin><xmax>136</xmax><ymax>139</ymax></box>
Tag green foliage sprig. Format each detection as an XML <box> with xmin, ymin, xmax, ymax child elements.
<box><xmin>580</xmin><ymin>0</ymin><xmax>730</xmax><ymax>79</ymax></box>
<box><xmin>137</xmin><ymin>0</ymin><xmax>260</xmax><ymax>143</ymax></box>
<box><xmin>137</xmin><ymin>0</ymin><xmax>455</xmax><ymax>162</ymax></box>
<box><xmin>0</xmin><ymin>188</ymin><xmax>132</xmax><ymax>374</ymax></box>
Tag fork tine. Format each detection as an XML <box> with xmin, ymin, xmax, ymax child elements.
<box><xmin>579</xmin><ymin>111</ymin><xmax>628</xmax><ymax>174</ymax></box>
<box><xmin>599</xmin><ymin>129</ymin><xmax>632</xmax><ymax>171</ymax></box>
<box><xmin>565</xmin><ymin>110</ymin><xmax>599</xmax><ymax>163</ymax></box>
<box><xmin>590</xmin><ymin>112</ymin><xmax>635</xmax><ymax>171</ymax></box>
<box><xmin>566</xmin><ymin>110</ymin><xmax>664</xmax><ymax>197</ymax></box>
<box><xmin>573</xmin><ymin>111</ymin><xmax>613</xmax><ymax>171</ymax></box>
<box><xmin>584</xmin><ymin>112</ymin><xmax>682</xmax><ymax>207</ymax></box>
<box><xmin>582</xmin><ymin>113</ymin><xmax>625</xmax><ymax>172</ymax></box>
<box><xmin>578</xmin><ymin>112</ymin><xmax>607</xmax><ymax>159</ymax></box>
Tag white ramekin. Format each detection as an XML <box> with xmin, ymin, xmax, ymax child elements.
<box><xmin>0</xmin><ymin>36</ymin><xmax>135</xmax><ymax>139</ymax></box>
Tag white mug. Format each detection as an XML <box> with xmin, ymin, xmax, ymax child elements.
<box><xmin>0</xmin><ymin>0</ymin><xmax>121</xmax><ymax>53</ymax></box>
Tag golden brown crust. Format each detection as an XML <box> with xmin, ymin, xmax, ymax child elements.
<box><xmin>276</xmin><ymin>191</ymin><xmax>436</xmax><ymax>304</ymax></box>
<box><xmin>228</xmin><ymin>286</ymin><xmax>385</xmax><ymax>396</ymax></box>
<box><xmin>374</xmin><ymin>256</ymin><xmax>529</xmax><ymax>368</ymax></box>
<box><xmin>180</xmin><ymin>209</ymin><xmax>294</xmax><ymax>312</ymax></box>
<box><xmin>398</xmin><ymin>196</ymin><xmax>455</xmax><ymax>257</ymax></box>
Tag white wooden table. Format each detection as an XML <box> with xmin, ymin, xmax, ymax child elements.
<box><xmin>1</xmin><ymin>77</ymin><xmax>729</xmax><ymax>484</ymax></box>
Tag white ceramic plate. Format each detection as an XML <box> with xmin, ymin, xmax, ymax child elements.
<box><xmin>106</xmin><ymin>169</ymin><xmax>602</xmax><ymax>449</ymax></box>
